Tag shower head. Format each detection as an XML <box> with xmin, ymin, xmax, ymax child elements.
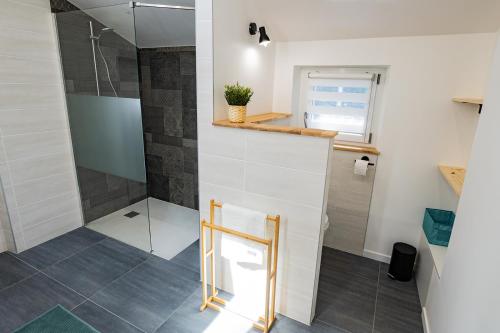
<box><xmin>90</xmin><ymin>27</ymin><xmax>114</xmax><ymax>40</ymax></box>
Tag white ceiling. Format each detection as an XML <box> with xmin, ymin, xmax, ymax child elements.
<box><xmin>68</xmin><ymin>0</ymin><xmax>195</xmax><ymax>48</ymax></box>
<box><xmin>68</xmin><ymin>0</ymin><xmax>500</xmax><ymax>47</ymax></box>
<box><xmin>253</xmin><ymin>0</ymin><xmax>500</xmax><ymax>42</ymax></box>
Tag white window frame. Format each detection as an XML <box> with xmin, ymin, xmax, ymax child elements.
<box><xmin>297</xmin><ymin>67</ymin><xmax>382</xmax><ymax>143</ymax></box>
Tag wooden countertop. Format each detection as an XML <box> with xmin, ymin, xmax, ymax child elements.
<box><xmin>439</xmin><ymin>165</ymin><xmax>466</xmax><ymax>196</ymax></box>
<box><xmin>213</xmin><ymin>112</ymin><xmax>338</xmax><ymax>138</ymax></box>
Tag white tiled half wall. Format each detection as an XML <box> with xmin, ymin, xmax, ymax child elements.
<box><xmin>0</xmin><ymin>0</ymin><xmax>83</xmax><ymax>252</ymax></box>
<box><xmin>195</xmin><ymin>0</ymin><xmax>334</xmax><ymax>324</ymax></box>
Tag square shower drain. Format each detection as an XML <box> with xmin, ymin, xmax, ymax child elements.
<box><xmin>124</xmin><ymin>211</ymin><xmax>140</xmax><ymax>218</ymax></box>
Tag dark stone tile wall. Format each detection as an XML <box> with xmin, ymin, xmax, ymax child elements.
<box><xmin>77</xmin><ymin>167</ymin><xmax>147</xmax><ymax>223</ymax></box>
<box><xmin>139</xmin><ymin>47</ymin><xmax>198</xmax><ymax>210</ymax></box>
<box><xmin>50</xmin><ymin>0</ymin><xmax>78</xmax><ymax>13</ymax></box>
<box><xmin>56</xmin><ymin>10</ymin><xmax>140</xmax><ymax>98</ymax></box>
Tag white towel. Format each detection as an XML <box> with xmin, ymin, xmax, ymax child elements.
<box><xmin>220</xmin><ymin>204</ymin><xmax>268</xmax><ymax>264</ymax></box>
<box><xmin>219</xmin><ymin>204</ymin><xmax>269</xmax><ymax>320</ymax></box>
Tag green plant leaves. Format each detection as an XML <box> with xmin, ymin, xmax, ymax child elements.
<box><xmin>224</xmin><ymin>82</ymin><xmax>254</xmax><ymax>106</ymax></box>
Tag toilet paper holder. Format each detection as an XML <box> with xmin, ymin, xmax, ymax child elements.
<box><xmin>354</xmin><ymin>156</ymin><xmax>375</xmax><ymax>166</ymax></box>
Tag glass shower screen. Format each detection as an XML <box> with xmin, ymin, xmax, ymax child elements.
<box><xmin>55</xmin><ymin>4</ymin><xmax>152</xmax><ymax>252</ymax></box>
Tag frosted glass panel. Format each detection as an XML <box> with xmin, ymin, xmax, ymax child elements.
<box><xmin>66</xmin><ymin>94</ymin><xmax>146</xmax><ymax>183</ymax></box>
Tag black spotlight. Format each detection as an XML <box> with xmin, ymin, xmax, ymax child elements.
<box><xmin>249</xmin><ymin>22</ymin><xmax>258</xmax><ymax>35</ymax></box>
<box><xmin>258</xmin><ymin>26</ymin><xmax>271</xmax><ymax>47</ymax></box>
<box><xmin>249</xmin><ymin>22</ymin><xmax>271</xmax><ymax>47</ymax></box>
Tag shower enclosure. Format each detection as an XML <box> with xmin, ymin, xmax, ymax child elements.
<box><xmin>54</xmin><ymin>1</ymin><xmax>198</xmax><ymax>260</ymax></box>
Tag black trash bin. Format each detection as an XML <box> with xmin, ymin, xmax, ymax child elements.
<box><xmin>387</xmin><ymin>242</ymin><xmax>417</xmax><ymax>282</ymax></box>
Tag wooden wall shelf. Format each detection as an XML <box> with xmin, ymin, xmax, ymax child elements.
<box><xmin>452</xmin><ymin>97</ymin><xmax>483</xmax><ymax>105</ymax></box>
<box><xmin>452</xmin><ymin>97</ymin><xmax>484</xmax><ymax>113</ymax></box>
<box><xmin>213</xmin><ymin>112</ymin><xmax>337</xmax><ymax>138</ymax></box>
<box><xmin>334</xmin><ymin>143</ymin><xmax>380</xmax><ymax>155</ymax></box>
<box><xmin>439</xmin><ymin>165</ymin><xmax>466</xmax><ymax>197</ymax></box>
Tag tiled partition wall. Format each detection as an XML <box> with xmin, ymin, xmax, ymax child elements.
<box><xmin>0</xmin><ymin>0</ymin><xmax>83</xmax><ymax>252</ymax></box>
<box><xmin>195</xmin><ymin>0</ymin><xmax>334</xmax><ymax>324</ymax></box>
<box><xmin>325</xmin><ymin>150</ymin><xmax>378</xmax><ymax>256</ymax></box>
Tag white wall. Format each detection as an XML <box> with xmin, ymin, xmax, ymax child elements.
<box><xmin>197</xmin><ymin>0</ymin><xmax>334</xmax><ymax>324</ymax></box>
<box><xmin>0</xmin><ymin>0</ymin><xmax>83</xmax><ymax>252</ymax></box>
<box><xmin>272</xmin><ymin>34</ymin><xmax>496</xmax><ymax>259</ymax></box>
<box><xmin>213</xmin><ymin>0</ymin><xmax>276</xmax><ymax>120</ymax></box>
<box><xmin>425</xmin><ymin>32</ymin><xmax>500</xmax><ymax>333</ymax></box>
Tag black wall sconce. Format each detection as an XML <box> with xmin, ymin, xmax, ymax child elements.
<box><xmin>249</xmin><ymin>22</ymin><xmax>271</xmax><ymax>47</ymax></box>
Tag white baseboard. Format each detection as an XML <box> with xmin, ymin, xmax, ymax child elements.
<box><xmin>422</xmin><ymin>307</ymin><xmax>431</xmax><ymax>333</ymax></box>
<box><xmin>363</xmin><ymin>249</ymin><xmax>391</xmax><ymax>263</ymax></box>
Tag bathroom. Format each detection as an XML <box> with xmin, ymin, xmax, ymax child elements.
<box><xmin>1</xmin><ymin>0</ymin><xmax>500</xmax><ymax>333</ymax></box>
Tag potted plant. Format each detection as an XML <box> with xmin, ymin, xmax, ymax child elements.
<box><xmin>224</xmin><ymin>83</ymin><xmax>254</xmax><ymax>123</ymax></box>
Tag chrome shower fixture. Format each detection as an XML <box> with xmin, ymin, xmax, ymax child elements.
<box><xmin>89</xmin><ymin>21</ymin><xmax>118</xmax><ymax>97</ymax></box>
<box><xmin>90</xmin><ymin>27</ymin><xmax>115</xmax><ymax>40</ymax></box>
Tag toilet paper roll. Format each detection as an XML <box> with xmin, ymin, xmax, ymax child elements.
<box><xmin>354</xmin><ymin>159</ymin><xmax>369</xmax><ymax>176</ymax></box>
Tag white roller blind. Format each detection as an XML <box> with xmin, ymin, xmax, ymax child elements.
<box><xmin>304</xmin><ymin>75</ymin><xmax>375</xmax><ymax>140</ymax></box>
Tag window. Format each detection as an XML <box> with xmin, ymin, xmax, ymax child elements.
<box><xmin>298</xmin><ymin>69</ymin><xmax>382</xmax><ymax>143</ymax></box>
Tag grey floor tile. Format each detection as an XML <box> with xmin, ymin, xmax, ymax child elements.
<box><xmin>315</xmin><ymin>283</ymin><xmax>376</xmax><ymax>333</ymax></box>
<box><xmin>374</xmin><ymin>266</ymin><xmax>423</xmax><ymax>333</ymax></box>
<box><xmin>373</xmin><ymin>293</ymin><xmax>423</xmax><ymax>333</ymax></box>
<box><xmin>315</xmin><ymin>248</ymin><xmax>379</xmax><ymax>333</ymax></box>
<box><xmin>378</xmin><ymin>264</ymin><xmax>421</xmax><ymax>304</ymax></box>
<box><xmin>44</xmin><ymin>238</ymin><xmax>150</xmax><ymax>297</ymax></box>
<box><xmin>274</xmin><ymin>315</ymin><xmax>347</xmax><ymax>333</ymax></box>
<box><xmin>170</xmin><ymin>240</ymin><xmax>199</xmax><ymax>274</ymax></box>
<box><xmin>15</xmin><ymin>227</ymin><xmax>106</xmax><ymax>269</ymax></box>
<box><xmin>73</xmin><ymin>301</ymin><xmax>143</xmax><ymax>333</ymax></box>
<box><xmin>0</xmin><ymin>273</ymin><xmax>84</xmax><ymax>333</ymax></box>
<box><xmin>0</xmin><ymin>253</ymin><xmax>36</xmax><ymax>290</ymax></box>
<box><xmin>156</xmin><ymin>288</ymin><xmax>345</xmax><ymax>333</ymax></box>
<box><xmin>321</xmin><ymin>247</ymin><xmax>380</xmax><ymax>281</ymax></box>
<box><xmin>156</xmin><ymin>287</ymin><xmax>259</xmax><ymax>333</ymax></box>
<box><xmin>91</xmin><ymin>256</ymin><xmax>199</xmax><ymax>333</ymax></box>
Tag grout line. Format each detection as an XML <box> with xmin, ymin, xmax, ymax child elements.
<box><xmin>315</xmin><ymin>319</ymin><xmax>352</xmax><ymax>333</ymax></box>
<box><xmin>71</xmin><ymin>298</ymin><xmax>90</xmax><ymax>311</ymax></box>
<box><xmin>8</xmin><ymin>239</ymin><xmax>151</xmax><ymax>331</ymax></box>
<box><xmin>198</xmin><ymin>148</ymin><xmax>328</xmax><ymax>176</ymax></box>
<box><xmin>200</xmin><ymin>180</ymin><xmax>323</xmax><ymax>211</ymax></box>
<box><xmin>0</xmin><ymin>128</ymin><xmax>69</xmax><ymax>139</ymax></box>
<box><xmin>36</xmin><ymin>237</ymin><xmax>109</xmax><ymax>270</ymax></box>
<box><xmin>5</xmin><ymin>231</ymin><xmax>200</xmax><ymax>333</ymax></box>
<box><xmin>0</xmin><ymin>254</ymin><xmax>38</xmax><ymax>293</ymax></box>
<box><xmin>83</xmin><ymin>257</ymin><xmax>152</xmax><ymax>300</ymax></box>
<box><xmin>1</xmin><ymin>150</ymin><xmax>71</xmax><ymax>164</ymax></box>
<box><xmin>3</xmin><ymin>252</ymin><xmax>90</xmax><ymax>303</ymax></box>
<box><xmin>39</xmin><ymin>272</ymin><xmax>91</xmax><ymax>304</ymax></box>
<box><xmin>20</xmin><ymin>209</ymin><xmax>81</xmax><ymax>234</ymax></box>
<box><xmin>152</xmin><ymin>286</ymin><xmax>200</xmax><ymax>332</ymax></box>
<box><xmin>7</xmin><ymin>170</ymin><xmax>72</xmax><ymax>190</ymax></box>
<box><xmin>372</xmin><ymin>262</ymin><xmax>382</xmax><ymax>333</ymax></box>
<box><xmin>14</xmin><ymin>189</ymin><xmax>75</xmax><ymax>211</ymax></box>
<box><xmin>83</xmin><ymin>299</ymin><xmax>148</xmax><ymax>333</ymax></box>
<box><xmin>8</xmin><ymin>236</ymin><xmax>152</xmax><ymax>333</ymax></box>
